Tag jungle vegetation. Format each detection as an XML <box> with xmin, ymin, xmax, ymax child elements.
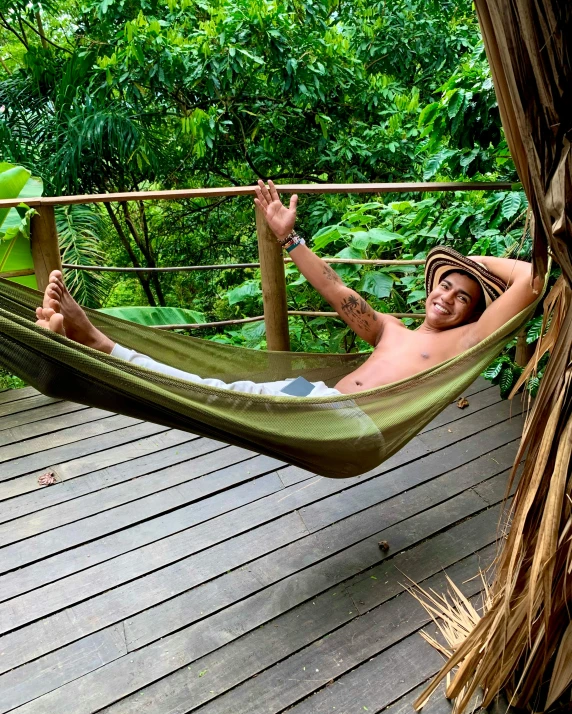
<box><xmin>0</xmin><ymin>0</ymin><xmax>544</xmax><ymax>393</ymax></box>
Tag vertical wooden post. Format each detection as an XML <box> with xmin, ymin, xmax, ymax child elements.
<box><xmin>30</xmin><ymin>205</ymin><xmax>62</xmax><ymax>293</ymax></box>
<box><xmin>255</xmin><ymin>206</ymin><xmax>290</xmax><ymax>351</ymax></box>
<box><xmin>515</xmin><ymin>327</ymin><xmax>534</xmax><ymax>367</ymax></box>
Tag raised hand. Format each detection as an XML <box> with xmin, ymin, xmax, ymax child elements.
<box><xmin>253</xmin><ymin>180</ymin><xmax>298</xmax><ymax>242</ymax></box>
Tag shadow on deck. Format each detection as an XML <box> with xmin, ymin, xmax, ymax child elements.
<box><xmin>0</xmin><ymin>377</ymin><xmax>525</xmax><ymax>714</ymax></box>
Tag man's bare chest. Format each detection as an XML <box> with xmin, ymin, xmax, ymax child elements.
<box><xmin>375</xmin><ymin>323</ymin><xmax>464</xmax><ymax>365</ymax></box>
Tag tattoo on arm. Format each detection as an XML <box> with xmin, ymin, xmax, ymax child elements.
<box><xmin>322</xmin><ymin>265</ymin><xmax>342</xmax><ymax>284</ymax></box>
<box><xmin>339</xmin><ymin>294</ymin><xmax>378</xmax><ymax>333</ymax></box>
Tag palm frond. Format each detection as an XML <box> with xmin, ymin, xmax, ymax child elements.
<box><xmin>55</xmin><ymin>204</ymin><xmax>109</xmax><ymax>308</ymax></box>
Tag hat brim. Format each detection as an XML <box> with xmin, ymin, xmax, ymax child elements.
<box><xmin>424</xmin><ymin>246</ymin><xmax>507</xmax><ymax>309</ymax></box>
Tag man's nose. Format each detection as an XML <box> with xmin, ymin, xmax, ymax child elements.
<box><xmin>441</xmin><ymin>289</ymin><xmax>455</xmax><ymax>304</ymax></box>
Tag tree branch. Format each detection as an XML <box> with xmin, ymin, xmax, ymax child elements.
<box><xmin>104</xmin><ymin>202</ymin><xmax>157</xmax><ymax>307</ymax></box>
<box><xmin>0</xmin><ymin>12</ymin><xmax>28</xmax><ymax>48</ymax></box>
<box><xmin>19</xmin><ymin>15</ymin><xmax>73</xmax><ymax>53</ymax></box>
<box><xmin>121</xmin><ymin>202</ymin><xmax>166</xmax><ymax>306</ymax></box>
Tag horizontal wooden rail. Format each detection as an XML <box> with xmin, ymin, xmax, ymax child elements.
<box><xmin>0</xmin><ymin>181</ymin><xmax>521</xmax><ymax>210</ymax></box>
<box><xmin>62</xmin><ymin>258</ymin><xmax>425</xmax><ymax>272</ymax></box>
<box><xmin>154</xmin><ymin>310</ymin><xmax>425</xmax><ymax>330</ymax></box>
<box><xmin>0</xmin><ymin>269</ymin><xmax>36</xmax><ymax>279</ymax></box>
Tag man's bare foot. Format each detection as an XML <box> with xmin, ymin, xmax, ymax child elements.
<box><xmin>35</xmin><ymin>271</ymin><xmax>115</xmax><ymax>354</ymax></box>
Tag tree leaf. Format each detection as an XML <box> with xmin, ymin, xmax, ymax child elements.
<box><xmin>225</xmin><ymin>280</ymin><xmax>262</xmax><ymax>306</ymax></box>
<box><xmin>360</xmin><ymin>272</ymin><xmax>394</xmax><ymax>298</ymax></box>
<box><xmin>501</xmin><ymin>192</ymin><xmax>522</xmax><ymax>220</ymax></box>
<box><xmin>97</xmin><ymin>306</ymin><xmax>206</xmax><ymax>325</ymax></box>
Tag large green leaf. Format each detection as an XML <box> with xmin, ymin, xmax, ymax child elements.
<box><xmin>225</xmin><ymin>280</ymin><xmax>262</xmax><ymax>306</ymax></box>
<box><xmin>501</xmin><ymin>192</ymin><xmax>522</xmax><ymax>220</ymax></box>
<box><xmin>0</xmin><ymin>164</ymin><xmax>43</xmax><ymax>288</ymax></box>
<box><xmin>360</xmin><ymin>272</ymin><xmax>394</xmax><ymax>298</ymax></box>
<box><xmin>0</xmin><ymin>165</ymin><xmax>32</xmax><ymax>233</ymax></box>
<box><xmin>97</xmin><ymin>306</ymin><xmax>206</xmax><ymax>326</ymax></box>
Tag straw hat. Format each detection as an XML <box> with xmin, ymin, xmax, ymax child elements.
<box><xmin>424</xmin><ymin>245</ymin><xmax>507</xmax><ymax>308</ymax></box>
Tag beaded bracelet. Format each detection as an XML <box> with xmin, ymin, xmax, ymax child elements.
<box><xmin>279</xmin><ymin>231</ymin><xmax>305</xmax><ymax>252</ymax></box>
<box><xmin>286</xmin><ymin>237</ymin><xmax>305</xmax><ymax>253</ymax></box>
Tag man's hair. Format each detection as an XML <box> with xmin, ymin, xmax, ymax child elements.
<box><xmin>442</xmin><ymin>269</ymin><xmax>486</xmax><ymax>314</ymax></box>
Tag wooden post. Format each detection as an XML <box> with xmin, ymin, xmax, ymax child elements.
<box><xmin>255</xmin><ymin>206</ymin><xmax>290</xmax><ymax>351</ymax></box>
<box><xmin>515</xmin><ymin>327</ymin><xmax>534</xmax><ymax>367</ymax></box>
<box><xmin>30</xmin><ymin>205</ymin><xmax>62</xmax><ymax>292</ymax></box>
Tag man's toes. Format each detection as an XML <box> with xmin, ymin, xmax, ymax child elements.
<box><xmin>48</xmin><ymin>313</ymin><xmax>65</xmax><ymax>336</ymax></box>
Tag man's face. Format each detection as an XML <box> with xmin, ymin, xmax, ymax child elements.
<box><xmin>425</xmin><ymin>272</ymin><xmax>483</xmax><ymax>329</ymax></box>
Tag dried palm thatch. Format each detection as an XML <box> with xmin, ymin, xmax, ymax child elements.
<box><xmin>415</xmin><ymin>1</ymin><xmax>572</xmax><ymax>711</ymax></box>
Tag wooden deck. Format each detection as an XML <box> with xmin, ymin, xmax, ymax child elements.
<box><xmin>0</xmin><ymin>378</ymin><xmax>525</xmax><ymax>714</ymax></box>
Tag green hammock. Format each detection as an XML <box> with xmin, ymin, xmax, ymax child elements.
<box><xmin>0</xmin><ymin>278</ymin><xmax>538</xmax><ymax>478</ymax></box>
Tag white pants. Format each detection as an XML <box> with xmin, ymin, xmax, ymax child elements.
<box><xmin>111</xmin><ymin>344</ymin><xmax>342</xmax><ymax>397</ymax></box>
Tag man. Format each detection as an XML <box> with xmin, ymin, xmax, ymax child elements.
<box><xmin>36</xmin><ymin>180</ymin><xmax>541</xmax><ymax>396</ymax></box>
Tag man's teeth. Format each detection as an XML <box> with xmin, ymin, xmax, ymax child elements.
<box><xmin>434</xmin><ymin>304</ymin><xmax>449</xmax><ymax>314</ymax></box>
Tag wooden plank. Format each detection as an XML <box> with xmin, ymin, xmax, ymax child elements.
<box><xmin>0</xmin><ymin>430</ymin><xmax>201</xmax><ymax>520</ymax></box>
<box><xmin>0</xmin><ymin>440</ymin><xmax>241</xmax><ymax>547</ymax></box>
<box><xmin>0</xmin><ymin>416</ymin><xmax>515</xmax><ymax>596</ymax></box>
<box><xmin>461</xmin><ymin>375</ymin><xmax>495</xmax><ymax>396</ymax></box>
<box><xmin>418</xmin><ymin>398</ymin><xmax>524</xmax><ymax>451</ymax></box>
<box><xmin>0</xmin><ymin>471</ymin><xmax>286</xmax><ymax>632</ymax></box>
<box><xmin>187</xmin><ymin>549</ymin><xmax>492</xmax><ymax>714</ymax></box>
<box><xmin>0</xmin><ymin>413</ymin><xmax>140</xmax><ymax>466</ymax></box>
<box><xmin>100</xmin><ymin>529</ymin><xmax>497</xmax><ymax>714</ymax></box>
<box><xmin>0</xmin><ymin>181</ymin><xmax>516</xmax><ymax>209</ymax></box>
<box><xmin>0</xmin><ymin>514</ymin><xmax>306</xmax><ymax>712</ymax></box>
<box><xmin>420</xmin><ymin>385</ymin><xmax>501</xmax><ymax>433</ymax></box>
<box><xmin>0</xmin><ymin>456</ymin><xmax>507</xmax><ymax>687</ymax></box>
<box><xmin>123</xmin><ymin>473</ymin><xmax>501</xmax><ymax>654</ymax></box>
<box><xmin>0</xmin><ymin>422</ymin><xmax>172</xmax><ymax>500</ymax></box>
<box><xmin>0</xmin><ymin>393</ymin><xmax>57</xmax><ymax>418</ymax></box>
<box><xmin>0</xmin><ymin>386</ymin><xmax>39</xmax><ymax>404</ymax></box>
<box><xmin>0</xmin><ymin>625</ymin><xmax>128</xmax><ymax>714</ymax></box>
<box><xmin>0</xmin><ymin>455</ymin><xmax>278</xmax><ymax>604</ymax></box>
<box><xmin>0</xmin><ymin>400</ymin><xmax>89</xmax><ymax>434</ymax></box>
<box><xmin>0</xmin><ymin>407</ymin><xmax>114</xmax><ymax>450</ymax></box>
<box><xmin>17</xmin><ymin>533</ymin><xmax>496</xmax><ymax>714</ymax></box>
<box><xmin>285</xmin><ymin>630</ymin><xmax>446</xmax><ymax>714</ymax></box>
<box><xmin>0</xmin><ymin>420</ymin><xmax>518</xmax><ymax>616</ymax></box>
<box><xmin>0</xmin><ymin>510</ymin><xmax>304</xmax><ymax>680</ymax></box>
<box><xmin>0</xmin><ymin>452</ymin><xmax>277</xmax><ymax>581</ymax></box>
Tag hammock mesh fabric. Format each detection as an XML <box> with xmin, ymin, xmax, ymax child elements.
<box><xmin>0</xmin><ymin>278</ymin><xmax>536</xmax><ymax>478</ymax></box>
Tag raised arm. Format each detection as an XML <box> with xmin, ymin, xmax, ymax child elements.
<box><xmin>465</xmin><ymin>255</ymin><xmax>544</xmax><ymax>346</ymax></box>
<box><xmin>254</xmin><ymin>180</ymin><xmax>385</xmax><ymax>346</ymax></box>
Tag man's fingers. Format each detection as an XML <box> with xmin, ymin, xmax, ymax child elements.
<box><xmin>289</xmin><ymin>194</ymin><xmax>298</xmax><ymax>212</ymax></box>
<box><xmin>257</xmin><ymin>179</ymin><xmax>272</xmax><ymax>203</ymax></box>
<box><xmin>253</xmin><ymin>197</ymin><xmax>266</xmax><ymax>214</ymax></box>
<box><xmin>254</xmin><ymin>186</ymin><xmax>266</xmax><ymax>207</ymax></box>
<box><xmin>268</xmin><ymin>180</ymin><xmax>280</xmax><ymax>202</ymax></box>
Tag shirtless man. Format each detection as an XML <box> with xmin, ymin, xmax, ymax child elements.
<box><xmin>35</xmin><ymin>180</ymin><xmax>541</xmax><ymax>396</ymax></box>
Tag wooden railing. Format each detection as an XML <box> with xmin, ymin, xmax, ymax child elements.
<box><xmin>0</xmin><ymin>181</ymin><xmax>520</xmax><ymax>351</ymax></box>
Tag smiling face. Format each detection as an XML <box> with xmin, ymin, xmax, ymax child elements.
<box><xmin>425</xmin><ymin>271</ymin><xmax>484</xmax><ymax>329</ymax></box>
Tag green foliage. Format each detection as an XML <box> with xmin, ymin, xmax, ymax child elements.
<box><xmin>98</xmin><ymin>305</ymin><xmax>206</xmax><ymax>326</ymax></box>
<box><xmin>56</xmin><ymin>204</ymin><xmax>110</xmax><ymax>307</ymax></box>
<box><xmin>0</xmin><ymin>368</ymin><xmax>26</xmax><ymax>391</ymax></box>
<box><xmin>0</xmin><ymin>0</ymin><xmax>551</xmax><ymax>392</ymax></box>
